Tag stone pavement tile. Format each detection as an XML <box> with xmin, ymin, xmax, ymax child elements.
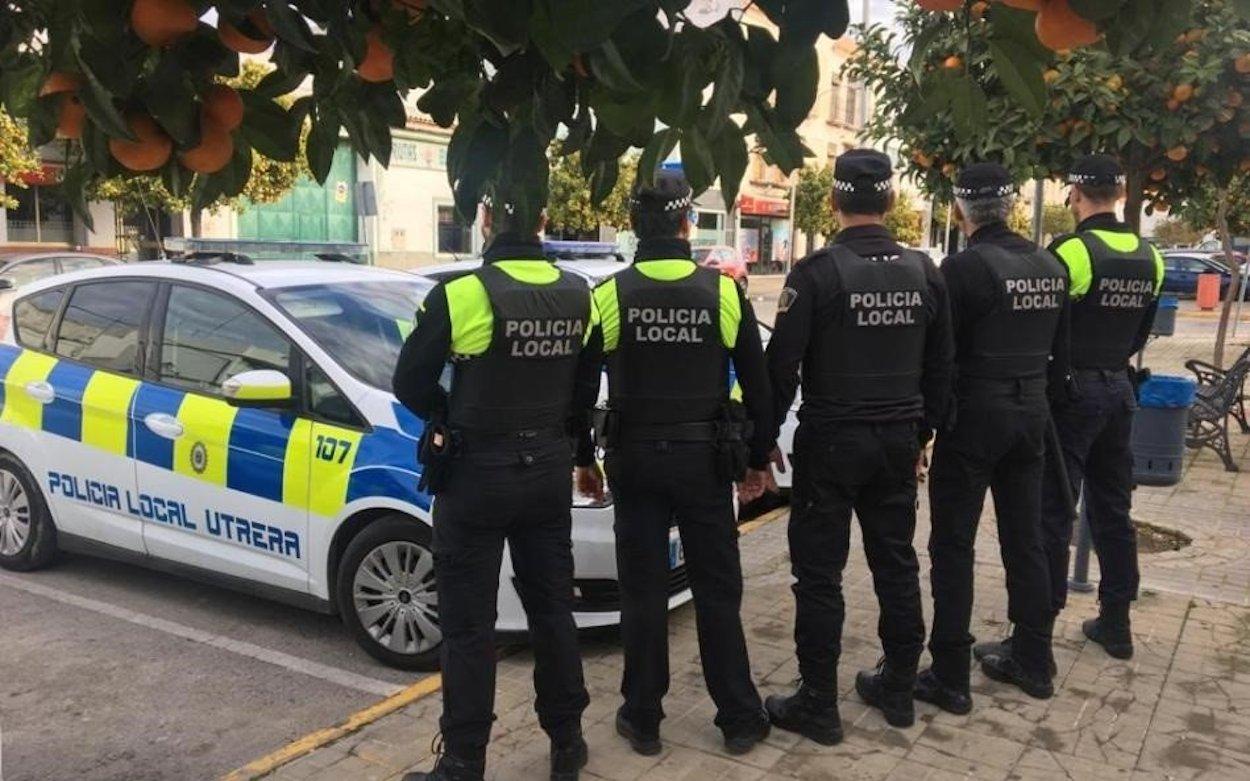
<box><xmin>577</xmin><ymin>718</ymin><xmax>666</xmax><ymax>781</ymax></box>
<box><xmin>903</xmin><ymin>722</ymin><xmax>1026</xmax><ymax>779</ymax></box>
<box><xmin>1012</xmin><ymin>746</ymin><xmax>1135</xmax><ymax>780</ymax></box>
<box><xmin>635</xmin><ymin>749</ymin><xmax>767</xmax><ymax>781</ymax></box>
<box><xmin>768</xmin><ymin>741</ymin><xmax>905</xmax><ymax>780</ymax></box>
<box><xmin>304</xmin><ymin>754</ymin><xmax>392</xmax><ymax>781</ymax></box>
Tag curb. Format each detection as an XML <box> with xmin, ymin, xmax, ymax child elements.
<box><xmin>222</xmin><ymin>504</ymin><xmax>791</xmax><ymax>780</ymax></box>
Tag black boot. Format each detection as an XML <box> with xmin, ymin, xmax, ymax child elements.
<box><xmin>722</xmin><ymin>711</ymin><xmax>771</xmax><ymax>756</ymax></box>
<box><xmin>615</xmin><ymin>707</ymin><xmax>662</xmax><ymax>756</ymax></box>
<box><xmin>913</xmin><ymin>668</ymin><xmax>972</xmax><ymax>716</ymax></box>
<box><xmin>764</xmin><ymin>685</ymin><xmax>843</xmax><ymax>746</ymax></box>
<box><xmin>855</xmin><ymin>667</ymin><xmax>915</xmax><ymax>728</ymax></box>
<box><xmin>1082</xmin><ymin>602</ymin><xmax>1133</xmax><ymax>660</ymax></box>
<box><xmin>980</xmin><ymin>650</ymin><xmax>1054</xmax><ymax>700</ymax></box>
<box><xmin>403</xmin><ymin>753</ymin><xmax>486</xmax><ymax>781</ymax></box>
<box><xmin>974</xmin><ymin>634</ymin><xmax>1058</xmax><ymax>677</ymax></box>
<box><xmin>550</xmin><ymin>733</ymin><xmax>588</xmax><ymax>781</ymax></box>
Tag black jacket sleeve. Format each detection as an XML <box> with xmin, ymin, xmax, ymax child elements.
<box><xmin>1048</xmin><ymin>293</ymin><xmax>1073</xmax><ymax>401</ymax></box>
<box><xmin>920</xmin><ymin>257</ymin><xmax>955</xmax><ymax>438</ymax></box>
<box><xmin>572</xmin><ymin>325</ymin><xmax>604</xmax><ymax>467</ymax></box>
<box><xmin>731</xmin><ymin>286</ymin><xmax>775</xmax><ymax>469</ymax></box>
<box><xmin>1129</xmin><ymin>296</ymin><xmax>1159</xmax><ymax>360</ymax></box>
<box><xmin>766</xmin><ymin>266</ymin><xmax>816</xmax><ymax>437</ymax></box>
<box><xmin>392</xmin><ymin>284</ymin><xmax>452</xmax><ymax>421</ymax></box>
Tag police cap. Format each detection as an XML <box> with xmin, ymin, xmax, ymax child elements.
<box><xmin>954</xmin><ymin>162</ymin><xmax>1015</xmax><ymax>200</ymax></box>
<box><xmin>631</xmin><ymin>169</ymin><xmax>693</xmax><ymax>214</ymax></box>
<box><xmin>834</xmin><ymin>149</ymin><xmax>893</xmax><ymax>195</ymax></box>
<box><xmin>1067</xmin><ymin>154</ymin><xmax>1126</xmax><ymax>187</ymax></box>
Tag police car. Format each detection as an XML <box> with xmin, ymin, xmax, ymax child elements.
<box><xmin>0</xmin><ymin>258</ymin><xmax>692</xmax><ymax>670</ymax></box>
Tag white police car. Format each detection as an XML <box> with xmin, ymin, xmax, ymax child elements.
<box><xmin>0</xmin><ymin>257</ymin><xmax>692</xmax><ymax>670</ymax></box>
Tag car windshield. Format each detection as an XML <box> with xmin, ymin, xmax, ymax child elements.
<box><xmin>270</xmin><ymin>279</ymin><xmax>429</xmax><ymax>390</ymax></box>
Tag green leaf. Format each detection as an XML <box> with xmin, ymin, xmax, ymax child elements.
<box><xmin>703</xmin><ymin>41</ymin><xmax>744</xmax><ymax>139</ymax></box>
<box><xmin>1235</xmin><ymin>0</ymin><xmax>1250</xmax><ymax>20</ymax></box>
<box><xmin>987</xmin><ymin>6</ymin><xmax>1050</xmax><ymax>61</ymax></box>
<box><xmin>239</xmin><ymin>91</ymin><xmax>299</xmax><ymax>161</ymax></box>
<box><xmin>255</xmin><ymin>67</ymin><xmax>308</xmax><ymax>99</ymax></box>
<box><xmin>681</xmin><ymin>126</ymin><xmax>715</xmax><ymax>194</ymax></box>
<box><xmin>464</xmin><ymin>0</ymin><xmax>533</xmax><ymax>50</ymax></box>
<box><xmin>588</xmin><ymin>160</ymin><xmax>619</xmax><ymax>206</ymax></box>
<box><xmin>144</xmin><ymin>56</ymin><xmax>198</xmax><ymax>147</ymax></box>
<box><xmin>772</xmin><ymin>39</ymin><xmax>819</xmax><ymax>126</ymax></box>
<box><xmin>73</xmin><ymin>53</ymin><xmax>134</xmax><ymax>140</ymax></box>
<box><xmin>1068</xmin><ymin>0</ymin><xmax>1128</xmax><ymax>22</ymax></box>
<box><xmin>908</xmin><ymin>22</ymin><xmax>943</xmax><ymax>83</ymax></box>
<box><xmin>988</xmin><ymin>40</ymin><xmax>1045</xmax><ymax>118</ymax></box>
<box><xmin>306</xmin><ymin>110</ymin><xmax>340</xmax><ymax>184</ymax></box>
<box><xmin>58</xmin><ymin>163</ymin><xmax>94</xmax><ymax>232</ymax></box>
<box><xmin>710</xmin><ymin>121</ymin><xmax>748</xmax><ymax>213</ymax></box>
<box><xmin>1106</xmin><ymin>0</ymin><xmax>1156</xmax><ymax>55</ymax></box>
<box><xmin>0</xmin><ymin>56</ymin><xmax>41</xmax><ymax>118</ymax></box>
<box><xmin>637</xmin><ymin>127</ymin><xmax>681</xmax><ymax>187</ymax></box>
<box><xmin>529</xmin><ymin>0</ymin><xmax>574</xmax><ymax>72</ymax></box>
<box><xmin>587</xmin><ymin>40</ymin><xmax>645</xmax><ymax>93</ymax></box>
<box><xmin>264</xmin><ymin>2</ymin><xmax>317</xmax><ymax>52</ymax></box>
<box><xmin>417</xmin><ymin>75</ymin><xmax>479</xmax><ymax>127</ymax></box>
<box><xmin>949</xmin><ymin>75</ymin><xmax>988</xmax><ymax>144</ymax></box>
<box><xmin>781</xmin><ymin>0</ymin><xmax>847</xmax><ymax>47</ymax></box>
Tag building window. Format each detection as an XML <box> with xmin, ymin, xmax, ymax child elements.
<box><xmin>436</xmin><ymin>205</ymin><xmax>473</xmax><ymax>255</ymax></box>
<box><xmin>843</xmin><ymin>82</ymin><xmax>861</xmax><ymax>127</ymax></box>
<box><xmin>5</xmin><ymin>184</ymin><xmax>73</xmax><ymax>244</ymax></box>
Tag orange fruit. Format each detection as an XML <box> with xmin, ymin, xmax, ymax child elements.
<box><xmin>39</xmin><ymin>71</ymin><xmax>82</xmax><ymax>97</ymax></box>
<box><xmin>1000</xmin><ymin>0</ymin><xmax>1044</xmax><ymax>9</ymax></box>
<box><xmin>1241</xmin><ymin>159</ymin><xmax>1250</xmax><ymax>173</ymax></box>
<box><xmin>1236</xmin><ymin>54</ymin><xmax>1250</xmax><ymax>74</ymax></box>
<box><xmin>203</xmin><ymin>84</ymin><xmax>244</xmax><ymax>132</ymax></box>
<box><xmin>179</xmin><ymin>118</ymin><xmax>234</xmax><ymax>174</ymax></box>
<box><xmin>942</xmin><ymin>162</ymin><xmax>956</xmax><ymax>176</ymax></box>
<box><xmin>56</xmin><ymin>94</ymin><xmax>86</xmax><ymax>140</ymax></box>
<box><xmin>1043</xmin><ymin>68</ymin><xmax>1060</xmax><ymax>84</ymax></box>
<box><xmin>109</xmin><ymin>113</ymin><xmax>173</xmax><ymax>172</ymax></box>
<box><xmin>357</xmin><ymin>26</ymin><xmax>394</xmax><ymax>83</ymax></box>
<box><xmin>1036</xmin><ymin>0</ymin><xmax>1099</xmax><ymax>51</ymax></box>
<box><xmin>943</xmin><ymin>55</ymin><xmax>963</xmax><ymax>70</ymax></box>
<box><xmin>970</xmin><ymin>2</ymin><xmax>989</xmax><ymax>20</ymax></box>
<box><xmin>1149</xmin><ymin>168</ymin><xmax>1166</xmax><ymax>182</ymax></box>
<box><xmin>1165</xmin><ymin>98</ymin><xmax>1180</xmax><ymax>112</ymax></box>
<box><xmin>1106</xmin><ymin>74</ymin><xmax>1123</xmax><ymax>91</ymax></box>
<box><xmin>1172</xmin><ymin>83</ymin><xmax>1194</xmax><ymax>103</ymax></box>
<box><xmin>219</xmin><ymin>10</ymin><xmax>275</xmax><ymax>54</ymax></box>
<box><xmin>131</xmin><ymin>0</ymin><xmax>198</xmax><ymax>47</ymax></box>
<box><xmin>912</xmin><ymin>150</ymin><xmax>934</xmax><ymax>168</ymax></box>
<box><xmin>917</xmin><ymin>0</ymin><xmax>964</xmax><ymax>11</ymax></box>
<box><xmin>1166</xmin><ymin>146</ymin><xmax>1188</xmax><ymax>162</ymax></box>
<box><xmin>1227</xmin><ymin>91</ymin><xmax>1245</xmax><ymax>107</ymax></box>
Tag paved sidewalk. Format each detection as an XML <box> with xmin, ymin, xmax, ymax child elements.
<box><xmin>250</xmin><ymin>334</ymin><xmax>1250</xmax><ymax>781</ymax></box>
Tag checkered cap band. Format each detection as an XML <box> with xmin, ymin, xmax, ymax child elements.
<box><xmin>953</xmin><ymin>184</ymin><xmax>1015</xmax><ymax>199</ymax></box>
<box><xmin>1067</xmin><ymin>173</ymin><xmax>1127</xmax><ymax>186</ymax></box>
<box><xmin>630</xmin><ymin>194</ymin><xmax>693</xmax><ymax>212</ymax></box>
<box><xmin>833</xmin><ymin>179</ymin><xmax>892</xmax><ymax>193</ymax></box>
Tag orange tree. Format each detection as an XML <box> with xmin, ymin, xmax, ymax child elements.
<box><xmin>0</xmin><ymin>0</ymin><xmax>861</xmax><ymax>233</ymax></box>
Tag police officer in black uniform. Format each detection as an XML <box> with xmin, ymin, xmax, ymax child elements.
<box><xmin>394</xmin><ymin>199</ymin><xmax>597</xmax><ymax>781</ymax></box>
<box><xmin>920</xmin><ymin>163</ymin><xmax>1067</xmax><ymax>713</ymax></box>
<box><xmin>576</xmin><ymin>170</ymin><xmax>774</xmax><ymax>757</ymax></box>
<box><xmin>1010</xmin><ymin>155</ymin><xmax>1163</xmax><ymax>662</ymax></box>
<box><xmin>765</xmin><ymin>150</ymin><xmax>954</xmax><ymax>741</ymax></box>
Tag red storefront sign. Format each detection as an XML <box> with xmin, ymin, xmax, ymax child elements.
<box><xmin>738</xmin><ymin>194</ymin><xmax>790</xmax><ymax>218</ymax></box>
<box><xmin>1</xmin><ymin>164</ymin><xmax>62</xmax><ymax>187</ymax></box>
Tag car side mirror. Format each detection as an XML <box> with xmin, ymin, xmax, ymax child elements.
<box><xmin>0</xmin><ymin>278</ymin><xmax>13</xmax><ymax>291</ymax></box>
<box><xmin>222</xmin><ymin>369</ymin><xmax>293</xmax><ymax>408</ymax></box>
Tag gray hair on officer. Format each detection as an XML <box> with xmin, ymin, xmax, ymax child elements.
<box><xmin>953</xmin><ymin>163</ymin><xmax>1017</xmax><ymax>231</ymax></box>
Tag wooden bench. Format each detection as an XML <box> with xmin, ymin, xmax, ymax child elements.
<box><xmin>1185</xmin><ymin>346</ymin><xmax>1250</xmax><ymax>472</ymax></box>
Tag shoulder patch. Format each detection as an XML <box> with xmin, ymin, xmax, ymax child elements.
<box><xmin>777</xmin><ymin>287</ymin><xmax>799</xmax><ymax>314</ymax></box>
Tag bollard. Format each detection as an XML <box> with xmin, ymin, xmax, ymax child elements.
<box><xmin>1196</xmin><ymin>272</ymin><xmax>1221</xmax><ymax>310</ymax></box>
<box><xmin>1068</xmin><ymin>495</ymin><xmax>1095</xmax><ymax>593</ymax></box>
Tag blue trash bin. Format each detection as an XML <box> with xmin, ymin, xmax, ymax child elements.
<box><xmin>1151</xmin><ymin>294</ymin><xmax>1179</xmax><ymax>336</ymax></box>
<box><xmin>1132</xmin><ymin>374</ymin><xmax>1197</xmax><ymax>487</ymax></box>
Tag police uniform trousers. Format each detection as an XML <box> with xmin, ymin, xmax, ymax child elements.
<box><xmin>432</xmin><ymin>432</ymin><xmax>590</xmax><ymax>759</ymax></box>
<box><xmin>605</xmin><ymin>440</ymin><xmax>763</xmax><ymax>734</ymax></box>
<box><xmin>927</xmin><ymin>378</ymin><xmax>1054</xmax><ymax>684</ymax></box>
<box><xmin>788</xmin><ymin>419</ymin><xmax>925</xmax><ymax>695</ymax></box>
<box><xmin>1040</xmin><ymin>369</ymin><xmax>1140</xmax><ymax>614</ymax></box>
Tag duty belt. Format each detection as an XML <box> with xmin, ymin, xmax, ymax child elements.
<box><xmin>617</xmin><ymin>421</ymin><xmax>720</xmax><ymax>443</ymax></box>
<box><xmin>456</xmin><ymin>426</ymin><xmax>567</xmax><ymax>449</ymax></box>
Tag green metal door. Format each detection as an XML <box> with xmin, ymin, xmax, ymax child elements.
<box><xmin>238</xmin><ymin>145</ymin><xmax>357</xmax><ymax>242</ymax></box>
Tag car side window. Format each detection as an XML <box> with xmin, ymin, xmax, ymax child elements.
<box><xmin>158</xmin><ymin>285</ymin><xmax>292</xmax><ymax>396</ymax></box>
<box><xmin>6</xmin><ymin>258</ymin><xmax>59</xmax><ymax>287</ymax></box>
<box><xmin>12</xmin><ymin>288</ymin><xmax>65</xmax><ymax>350</ymax></box>
<box><xmin>54</xmin><ymin>281</ymin><xmax>155</xmax><ymax>374</ymax></box>
<box><xmin>305</xmin><ymin>362</ymin><xmax>361</xmax><ymax>428</ymax></box>
<box><xmin>58</xmin><ymin>256</ymin><xmax>105</xmax><ymax>273</ymax></box>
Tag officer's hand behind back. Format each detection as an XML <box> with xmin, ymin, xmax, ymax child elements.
<box><xmin>575</xmin><ymin>464</ymin><xmax>605</xmax><ymax>503</ymax></box>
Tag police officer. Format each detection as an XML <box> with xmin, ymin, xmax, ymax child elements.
<box><xmin>393</xmin><ymin>198</ymin><xmax>597</xmax><ymax>781</ymax></box>
<box><xmin>765</xmin><ymin>150</ymin><xmax>954</xmax><ymax>740</ymax></box>
<box><xmin>1024</xmin><ymin>155</ymin><xmax>1163</xmax><ymax>661</ymax></box>
<box><xmin>921</xmin><ymin>163</ymin><xmax>1067</xmax><ymax>713</ymax></box>
<box><xmin>576</xmin><ymin>170</ymin><xmax>774</xmax><ymax>757</ymax></box>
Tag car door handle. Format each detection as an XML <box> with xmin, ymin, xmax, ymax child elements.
<box><xmin>23</xmin><ymin>380</ymin><xmax>55</xmax><ymax>404</ymax></box>
<box><xmin>144</xmin><ymin>413</ymin><xmax>185</xmax><ymax>440</ymax></box>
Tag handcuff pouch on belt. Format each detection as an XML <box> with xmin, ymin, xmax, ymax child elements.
<box><xmin>593</xmin><ymin>402</ymin><xmax>751</xmax><ymax>483</ymax></box>
<box><xmin>417</xmin><ymin>415</ymin><xmax>460</xmax><ymax>495</ymax></box>
<box><xmin>715</xmin><ymin>400</ymin><xmax>752</xmax><ymax>483</ymax></box>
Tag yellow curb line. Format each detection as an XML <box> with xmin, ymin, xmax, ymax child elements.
<box><xmin>223</xmin><ymin>505</ymin><xmax>791</xmax><ymax>781</ymax></box>
<box><xmin>221</xmin><ymin>673</ymin><xmax>443</xmax><ymax>781</ymax></box>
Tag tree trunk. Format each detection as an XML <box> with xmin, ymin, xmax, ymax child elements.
<box><xmin>190</xmin><ymin>209</ymin><xmax>203</xmax><ymax>238</ymax></box>
<box><xmin>805</xmin><ymin>229</ymin><xmax>815</xmax><ymax>255</ymax></box>
<box><xmin>1213</xmin><ymin>190</ymin><xmax>1241</xmax><ymax>367</ymax></box>
<box><xmin>1124</xmin><ymin>145</ymin><xmax>1146</xmax><ymax>234</ymax></box>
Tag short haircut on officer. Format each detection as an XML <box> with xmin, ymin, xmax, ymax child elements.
<box><xmin>631</xmin><ymin>203</ymin><xmax>686</xmax><ymax>241</ymax></box>
<box><xmin>833</xmin><ymin>187</ymin><xmax>892</xmax><ymax>217</ymax></box>
<box><xmin>1074</xmin><ymin>182</ymin><xmax>1124</xmax><ymax>204</ymax></box>
<box><xmin>957</xmin><ymin>194</ymin><xmax>1014</xmax><ymax>229</ymax></box>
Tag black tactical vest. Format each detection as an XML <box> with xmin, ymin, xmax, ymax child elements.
<box><xmin>447</xmin><ymin>263</ymin><xmax>590</xmax><ymax>432</ymax></box>
<box><xmin>804</xmin><ymin>246</ymin><xmax>929</xmax><ymax>404</ymax></box>
<box><xmin>961</xmin><ymin>244</ymin><xmax>1067</xmax><ymax>380</ymax></box>
<box><xmin>607</xmin><ymin>263</ymin><xmax>728</xmax><ymax>424</ymax></box>
<box><xmin>1068</xmin><ymin>232</ymin><xmax>1158</xmax><ymax>370</ymax></box>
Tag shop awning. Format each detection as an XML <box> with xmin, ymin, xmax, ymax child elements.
<box><xmin>739</xmin><ymin>195</ymin><xmax>789</xmax><ymax>217</ymax></box>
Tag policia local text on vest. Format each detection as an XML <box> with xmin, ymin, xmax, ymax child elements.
<box><xmin>393</xmin><ymin>210</ymin><xmax>597</xmax><ymax>781</ymax></box>
<box><xmin>1038</xmin><ymin>155</ymin><xmax>1165</xmax><ymax>665</ymax></box>
<box><xmin>922</xmin><ymin>163</ymin><xmax>1069</xmax><ymax>713</ymax></box>
<box><xmin>764</xmin><ymin>150</ymin><xmax>955</xmax><ymax>742</ymax></box>
<box><xmin>576</xmin><ymin>171</ymin><xmax>775</xmax><ymax>758</ymax></box>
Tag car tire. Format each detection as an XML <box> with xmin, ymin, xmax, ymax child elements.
<box><xmin>336</xmin><ymin>515</ymin><xmax>442</xmax><ymax>671</ymax></box>
<box><xmin>0</xmin><ymin>452</ymin><xmax>57</xmax><ymax>572</ymax></box>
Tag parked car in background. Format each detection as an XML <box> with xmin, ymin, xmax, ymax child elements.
<box><xmin>541</xmin><ymin>240</ymin><xmax>628</xmax><ymax>280</ymax></box>
<box><xmin>0</xmin><ymin>252</ymin><xmax>119</xmax><ymax>333</ymax></box>
<box><xmin>693</xmin><ymin>245</ymin><xmax>749</xmax><ymax>291</ymax></box>
<box><xmin>1162</xmin><ymin>251</ymin><xmax>1248</xmax><ymax>299</ymax></box>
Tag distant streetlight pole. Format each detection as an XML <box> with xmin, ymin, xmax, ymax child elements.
<box><xmin>858</xmin><ymin>0</ymin><xmax>871</xmax><ymax>129</ymax></box>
